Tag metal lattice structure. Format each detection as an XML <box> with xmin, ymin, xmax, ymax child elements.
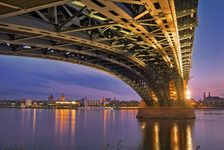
<box><xmin>0</xmin><ymin>0</ymin><xmax>198</xmax><ymax>106</ymax></box>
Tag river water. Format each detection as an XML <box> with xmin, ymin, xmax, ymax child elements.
<box><xmin>0</xmin><ymin>108</ymin><xmax>223</xmax><ymax>150</ymax></box>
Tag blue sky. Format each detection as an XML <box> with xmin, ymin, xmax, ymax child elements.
<box><xmin>188</xmin><ymin>0</ymin><xmax>224</xmax><ymax>100</ymax></box>
<box><xmin>0</xmin><ymin>1</ymin><xmax>224</xmax><ymax>101</ymax></box>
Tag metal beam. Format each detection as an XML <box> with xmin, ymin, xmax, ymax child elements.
<box><xmin>0</xmin><ymin>0</ymin><xmax>74</xmax><ymax>19</ymax></box>
<box><xmin>0</xmin><ymin>2</ymin><xmax>22</xmax><ymax>10</ymax></box>
<box><xmin>178</xmin><ymin>23</ymin><xmax>197</xmax><ymax>31</ymax></box>
<box><xmin>57</xmin><ymin>6</ymin><xmax>87</xmax><ymax>30</ymax></box>
<box><xmin>35</xmin><ymin>10</ymin><xmax>50</xmax><ymax>22</ymax></box>
<box><xmin>176</xmin><ymin>8</ymin><xmax>197</xmax><ymax>18</ymax></box>
<box><xmin>60</xmin><ymin>22</ymin><xmax>119</xmax><ymax>33</ymax></box>
<box><xmin>181</xmin><ymin>48</ymin><xmax>192</xmax><ymax>53</ymax></box>
<box><xmin>94</xmin><ymin>35</ymin><xmax>138</xmax><ymax>42</ymax></box>
<box><xmin>179</xmin><ymin>34</ymin><xmax>193</xmax><ymax>41</ymax></box>
<box><xmin>134</xmin><ymin>10</ymin><xmax>149</xmax><ymax>20</ymax></box>
<box><xmin>13</xmin><ymin>35</ymin><xmax>44</xmax><ymax>42</ymax></box>
<box><xmin>180</xmin><ymin>42</ymin><xmax>192</xmax><ymax>48</ymax></box>
<box><xmin>108</xmin><ymin>0</ymin><xmax>144</xmax><ymax>5</ymax></box>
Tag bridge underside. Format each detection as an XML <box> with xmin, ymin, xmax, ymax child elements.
<box><xmin>0</xmin><ymin>0</ymin><xmax>198</xmax><ymax>108</ymax></box>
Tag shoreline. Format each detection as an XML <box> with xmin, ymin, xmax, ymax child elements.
<box><xmin>194</xmin><ymin>107</ymin><xmax>224</xmax><ymax>109</ymax></box>
<box><xmin>0</xmin><ymin>106</ymin><xmax>138</xmax><ymax>110</ymax></box>
<box><xmin>1</xmin><ymin>106</ymin><xmax>224</xmax><ymax>110</ymax></box>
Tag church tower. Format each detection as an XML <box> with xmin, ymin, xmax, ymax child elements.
<box><xmin>203</xmin><ymin>92</ymin><xmax>206</xmax><ymax>101</ymax></box>
<box><xmin>61</xmin><ymin>93</ymin><xmax>65</xmax><ymax>101</ymax></box>
<box><xmin>48</xmin><ymin>93</ymin><xmax>54</xmax><ymax>103</ymax></box>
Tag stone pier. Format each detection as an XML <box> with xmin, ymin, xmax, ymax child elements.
<box><xmin>136</xmin><ymin>107</ymin><xmax>195</xmax><ymax>119</ymax></box>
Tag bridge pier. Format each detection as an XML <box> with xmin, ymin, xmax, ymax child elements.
<box><xmin>136</xmin><ymin>106</ymin><xmax>195</xmax><ymax>119</ymax></box>
<box><xmin>137</xmin><ymin>101</ymin><xmax>195</xmax><ymax>119</ymax></box>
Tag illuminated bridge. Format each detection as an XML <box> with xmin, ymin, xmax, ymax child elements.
<box><xmin>0</xmin><ymin>0</ymin><xmax>198</xmax><ymax>117</ymax></box>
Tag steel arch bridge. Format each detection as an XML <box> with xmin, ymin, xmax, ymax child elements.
<box><xmin>0</xmin><ymin>0</ymin><xmax>198</xmax><ymax>106</ymax></box>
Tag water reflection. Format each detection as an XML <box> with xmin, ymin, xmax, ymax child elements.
<box><xmin>2</xmin><ymin>109</ymin><xmax>224</xmax><ymax>150</ymax></box>
<box><xmin>32</xmin><ymin>109</ymin><xmax>36</xmax><ymax>134</ymax></box>
<box><xmin>71</xmin><ymin>109</ymin><xmax>76</xmax><ymax>138</ymax></box>
<box><xmin>55</xmin><ymin>109</ymin><xmax>76</xmax><ymax>137</ymax></box>
<box><xmin>138</xmin><ymin>119</ymin><xmax>195</xmax><ymax>150</ymax></box>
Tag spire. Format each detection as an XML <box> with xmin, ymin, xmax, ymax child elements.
<box><xmin>203</xmin><ymin>92</ymin><xmax>206</xmax><ymax>101</ymax></box>
<box><xmin>208</xmin><ymin>92</ymin><xmax>211</xmax><ymax>97</ymax></box>
<box><xmin>61</xmin><ymin>93</ymin><xmax>65</xmax><ymax>101</ymax></box>
<box><xmin>48</xmin><ymin>93</ymin><xmax>54</xmax><ymax>103</ymax></box>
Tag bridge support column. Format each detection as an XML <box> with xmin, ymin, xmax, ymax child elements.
<box><xmin>136</xmin><ymin>106</ymin><xmax>195</xmax><ymax>119</ymax></box>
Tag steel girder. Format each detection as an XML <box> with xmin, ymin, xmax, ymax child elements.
<box><xmin>175</xmin><ymin>0</ymin><xmax>199</xmax><ymax>81</ymax></box>
<box><xmin>0</xmin><ymin>0</ymin><xmax>74</xmax><ymax>19</ymax></box>
<box><xmin>0</xmin><ymin>0</ymin><xmax>198</xmax><ymax>106</ymax></box>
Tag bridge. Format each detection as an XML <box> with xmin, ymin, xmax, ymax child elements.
<box><xmin>0</xmin><ymin>0</ymin><xmax>198</xmax><ymax>118</ymax></box>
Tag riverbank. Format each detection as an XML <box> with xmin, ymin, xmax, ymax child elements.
<box><xmin>194</xmin><ymin>106</ymin><xmax>224</xmax><ymax>109</ymax></box>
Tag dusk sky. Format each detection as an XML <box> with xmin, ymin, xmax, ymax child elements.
<box><xmin>0</xmin><ymin>1</ymin><xmax>223</xmax><ymax>101</ymax></box>
<box><xmin>188</xmin><ymin>0</ymin><xmax>224</xmax><ymax>100</ymax></box>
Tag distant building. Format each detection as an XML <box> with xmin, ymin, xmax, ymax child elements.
<box><xmin>87</xmin><ymin>100</ymin><xmax>101</xmax><ymax>106</ymax></box>
<box><xmin>105</xmin><ymin>98</ymin><xmax>112</xmax><ymax>102</ymax></box>
<box><xmin>0</xmin><ymin>100</ymin><xmax>11</xmax><ymax>107</ymax></box>
<box><xmin>203</xmin><ymin>92</ymin><xmax>223</xmax><ymax>103</ymax></box>
<box><xmin>203</xmin><ymin>92</ymin><xmax>206</xmax><ymax>101</ymax></box>
<box><xmin>25</xmin><ymin>99</ymin><xmax>32</xmax><ymax>107</ymax></box>
<box><xmin>16</xmin><ymin>100</ymin><xmax>26</xmax><ymax>107</ymax></box>
<box><xmin>48</xmin><ymin>93</ymin><xmax>54</xmax><ymax>103</ymax></box>
<box><xmin>55</xmin><ymin>101</ymin><xmax>79</xmax><ymax>108</ymax></box>
<box><xmin>84</xmin><ymin>97</ymin><xmax>88</xmax><ymax>107</ymax></box>
<box><xmin>101</xmin><ymin>97</ymin><xmax>110</xmax><ymax>106</ymax></box>
<box><xmin>113</xmin><ymin>96</ymin><xmax>116</xmax><ymax>101</ymax></box>
<box><xmin>82</xmin><ymin>97</ymin><xmax>102</xmax><ymax>107</ymax></box>
<box><xmin>61</xmin><ymin>93</ymin><xmax>65</xmax><ymax>101</ymax></box>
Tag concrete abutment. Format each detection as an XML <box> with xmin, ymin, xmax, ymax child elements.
<box><xmin>136</xmin><ymin>107</ymin><xmax>195</xmax><ymax>119</ymax></box>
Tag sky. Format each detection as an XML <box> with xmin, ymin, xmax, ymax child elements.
<box><xmin>188</xmin><ymin>0</ymin><xmax>224</xmax><ymax>100</ymax></box>
<box><xmin>0</xmin><ymin>1</ymin><xmax>224</xmax><ymax>101</ymax></box>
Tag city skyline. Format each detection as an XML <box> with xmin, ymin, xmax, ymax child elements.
<box><xmin>0</xmin><ymin>1</ymin><xmax>224</xmax><ymax>101</ymax></box>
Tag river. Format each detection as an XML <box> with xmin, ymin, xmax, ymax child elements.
<box><xmin>0</xmin><ymin>108</ymin><xmax>223</xmax><ymax>150</ymax></box>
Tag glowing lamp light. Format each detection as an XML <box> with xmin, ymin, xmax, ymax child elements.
<box><xmin>186</xmin><ymin>95</ymin><xmax>191</xmax><ymax>99</ymax></box>
<box><xmin>71</xmin><ymin>101</ymin><xmax>77</xmax><ymax>104</ymax></box>
<box><xmin>186</xmin><ymin>90</ymin><xmax>191</xmax><ymax>99</ymax></box>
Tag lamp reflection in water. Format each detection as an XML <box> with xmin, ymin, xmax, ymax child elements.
<box><xmin>103</xmin><ymin>110</ymin><xmax>107</xmax><ymax>136</ymax></box>
<box><xmin>154</xmin><ymin>122</ymin><xmax>160</xmax><ymax>150</ymax></box>
<box><xmin>71</xmin><ymin>109</ymin><xmax>76</xmax><ymax>139</ymax></box>
<box><xmin>55</xmin><ymin>109</ymin><xmax>76</xmax><ymax>137</ymax></box>
<box><xmin>138</xmin><ymin>119</ymin><xmax>194</xmax><ymax>150</ymax></box>
<box><xmin>171</xmin><ymin>123</ymin><xmax>179</xmax><ymax>150</ymax></box>
<box><xmin>186</xmin><ymin>125</ymin><xmax>193</xmax><ymax>150</ymax></box>
<box><xmin>32</xmin><ymin>109</ymin><xmax>36</xmax><ymax>135</ymax></box>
